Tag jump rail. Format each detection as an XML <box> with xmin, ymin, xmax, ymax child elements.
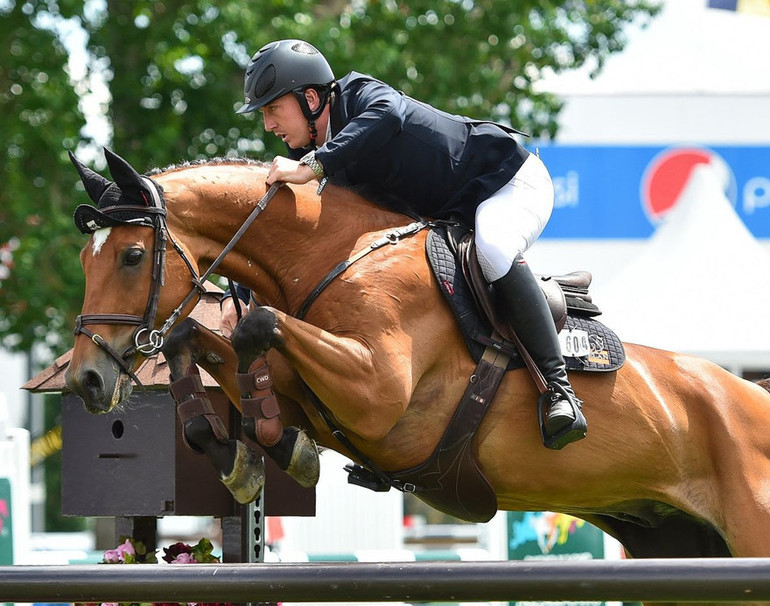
<box><xmin>2</xmin><ymin>558</ymin><xmax>770</xmax><ymax>603</ymax></box>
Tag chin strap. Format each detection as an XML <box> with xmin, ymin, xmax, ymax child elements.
<box><xmin>294</xmin><ymin>85</ymin><xmax>333</xmax><ymax>144</ymax></box>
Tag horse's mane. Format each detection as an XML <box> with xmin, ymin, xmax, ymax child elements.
<box><xmin>146</xmin><ymin>156</ymin><xmax>414</xmax><ymax>217</ymax></box>
<box><xmin>147</xmin><ymin>156</ymin><xmax>270</xmax><ymax>176</ymax></box>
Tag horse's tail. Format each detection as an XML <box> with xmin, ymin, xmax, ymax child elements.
<box><xmin>757</xmin><ymin>378</ymin><xmax>770</xmax><ymax>394</ymax></box>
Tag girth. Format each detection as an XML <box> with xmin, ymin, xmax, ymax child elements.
<box><xmin>346</xmin><ymin>345</ymin><xmax>507</xmax><ymax>523</ymax></box>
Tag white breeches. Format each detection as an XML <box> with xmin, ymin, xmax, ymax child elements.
<box><xmin>474</xmin><ymin>152</ymin><xmax>554</xmax><ymax>282</ymax></box>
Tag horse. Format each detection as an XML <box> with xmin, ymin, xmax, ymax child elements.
<box><xmin>63</xmin><ymin>149</ymin><xmax>770</xmax><ymax>572</ymax></box>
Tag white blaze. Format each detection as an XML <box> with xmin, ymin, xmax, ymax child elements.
<box><xmin>91</xmin><ymin>227</ymin><xmax>112</xmax><ymax>256</ymax></box>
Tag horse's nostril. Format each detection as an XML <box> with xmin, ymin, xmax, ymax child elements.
<box><xmin>65</xmin><ymin>366</ymin><xmax>111</xmax><ymax>412</ymax></box>
<box><xmin>81</xmin><ymin>368</ymin><xmax>106</xmax><ymax>401</ymax></box>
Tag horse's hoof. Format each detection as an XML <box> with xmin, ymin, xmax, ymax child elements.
<box><xmin>220</xmin><ymin>441</ymin><xmax>265</xmax><ymax>504</ymax></box>
<box><xmin>286</xmin><ymin>430</ymin><xmax>320</xmax><ymax>488</ymax></box>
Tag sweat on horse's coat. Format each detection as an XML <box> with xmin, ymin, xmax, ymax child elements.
<box><xmin>64</xmin><ymin>151</ymin><xmax>770</xmax><ymax>585</ymax></box>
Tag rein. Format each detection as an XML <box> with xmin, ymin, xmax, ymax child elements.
<box><xmin>152</xmin><ymin>181</ymin><xmax>283</xmax><ymax>345</ymax></box>
<box><xmin>75</xmin><ymin>181</ymin><xmax>283</xmax><ymax>386</ymax></box>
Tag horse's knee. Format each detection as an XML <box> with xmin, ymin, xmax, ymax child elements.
<box><xmin>231</xmin><ymin>306</ymin><xmax>280</xmax><ymax>370</ymax></box>
<box><xmin>164</xmin><ymin>318</ymin><xmax>198</xmax><ymax>354</ymax></box>
<box><xmin>162</xmin><ymin>318</ymin><xmax>201</xmax><ymax>377</ymax></box>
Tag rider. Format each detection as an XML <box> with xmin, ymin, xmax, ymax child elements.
<box><xmin>227</xmin><ymin>39</ymin><xmax>586</xmax><ymax>449</ymax></box>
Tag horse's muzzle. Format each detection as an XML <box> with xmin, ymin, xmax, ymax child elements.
<box><xmin>65</xmin><ymin>362</ymin><xmax>131</xmax><ymax>414</ymax></box>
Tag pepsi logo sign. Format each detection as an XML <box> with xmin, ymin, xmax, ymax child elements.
<box><xmin>640</xmin><ymin>147</ymin><xmax>738</xmax><ymax>224</ymax></box>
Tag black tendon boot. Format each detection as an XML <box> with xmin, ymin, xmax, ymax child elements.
<box><xmin>493</xmin><ymin>254</ymin><xmax>587</xmax><ymax>449</ymax></box>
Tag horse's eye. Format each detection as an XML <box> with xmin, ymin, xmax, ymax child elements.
<box><xmin>123</xmin><ymin>248</ymin><xmax>144</xmax><ymax>266</ymax></box>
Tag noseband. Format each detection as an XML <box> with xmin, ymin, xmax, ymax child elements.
<box><xmin>74</xmin><ymin>179</ymin><xmax>282</xmax><ymax>387</ymax></box>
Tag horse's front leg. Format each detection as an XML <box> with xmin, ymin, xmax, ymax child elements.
<box><xmin>231</xmin><ymin>306</ymin><xmax>412</xmax><ymax>445</ymax></box>
<box><xmin>168</xmin><ymin>316</ymin><xmax>319</xmax><ymax>489</ymax></box>
<box><xmin>162</xmin><ymin>318</ymin><xmax>264</xmax><ymax>503</ymax></box>
<box><xmin>230</xmin><ymin>310</ymin><xmax>320</xmax><ymax>488</ymax></box>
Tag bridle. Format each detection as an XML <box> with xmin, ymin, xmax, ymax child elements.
<box><xmin>74</xmin><ymin>179</ymin><xmax>283</xmax><ymax>386</ymax></box>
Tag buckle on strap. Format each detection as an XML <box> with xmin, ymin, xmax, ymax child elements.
<box><xmin>383</xmin><ymin>221</ymin><xmax>429</xmax><ymax>246</ymax></box>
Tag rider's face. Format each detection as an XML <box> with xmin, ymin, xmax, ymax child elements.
<box><xmin>260</xmin><ymin>94</ymin><xmax>311</xmax><ymax>149</ymax></box>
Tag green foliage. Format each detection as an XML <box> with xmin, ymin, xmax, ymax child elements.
<box><xmin>0</xmin><ymin>0</ymin><xmax>660</xmax><ymax>358</ymax></box>
<box><xmin>0</xmin><ymin>1</ymin><xmax>88</xmax><ymax>354</ymax></box>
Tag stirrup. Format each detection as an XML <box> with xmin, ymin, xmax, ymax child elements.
<box><xmin>537</xmin><ymin>383</ymin><xmax>587</xmax><ymax>450</ymax></box>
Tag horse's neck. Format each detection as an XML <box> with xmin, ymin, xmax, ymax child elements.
<box><xmin>160</xmin><ymin>164</ymin><xmax>404</xmax><ymax>310</ymax></box>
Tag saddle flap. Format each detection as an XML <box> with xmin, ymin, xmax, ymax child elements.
<box><xmin>456</xmin><ymin>235</ymin><xmax>499</xmax><ymax>333</ymax></box>
<box><xmin>456</xmin><ymin>233</ymin><xmax>567</xmax><ymax>336</ymax></box>
<box><xmin>538</xmin><ymin>277</ymin><xmax>568</xmax><ymax>332</ymax></box>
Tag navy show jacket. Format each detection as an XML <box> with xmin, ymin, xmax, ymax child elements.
<box><xmin>292</xmin><ymin>72</ymin><xmax>530</xmax><ymax>226</ymax></box>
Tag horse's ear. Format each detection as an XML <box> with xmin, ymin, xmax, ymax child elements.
<box><xmin>103</xmin><ymin>148</ymin><xmax>149</xmax><ymax>205</ymax></box>
<box><xmin>69</xmin><ymin>151</ymin><xmax>112</xmax><ymax>204</ymax></box>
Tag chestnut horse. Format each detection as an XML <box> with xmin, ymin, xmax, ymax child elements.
<box><xmin>64</xmin><ymin>150</ymin><xmax>770</xmax><ymax>568</ymax></box>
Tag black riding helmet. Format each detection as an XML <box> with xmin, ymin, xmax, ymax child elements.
<box><xmin>236</xmin><ymin>39</ymin><xmax>335</xmax><ymax>139</ymax></box>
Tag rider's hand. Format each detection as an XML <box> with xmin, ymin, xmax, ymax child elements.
<box><xmin>266</xmin><ymin>156</ymin><xmax>316</xmax><ymax>186</ymax></box>
<box><xmin>220</xmin><ymin>296</ymin><xmax>249</xmax><ymax>340</ymax></box>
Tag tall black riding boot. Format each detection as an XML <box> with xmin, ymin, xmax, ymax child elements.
<box><xmin>493</xmin><ymin>254</ymin><xmax>587</xmax><ymax>449</ymax></box>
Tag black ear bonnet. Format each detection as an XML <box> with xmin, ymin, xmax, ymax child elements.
<box><xmin>71</xmin><ymin>148</ymin><xmax>165</xmax><ymax>235</ymax></box>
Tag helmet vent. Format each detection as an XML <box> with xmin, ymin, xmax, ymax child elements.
<box><xmin>253</xmin><ymin>64</ymin><xmax>277</xmax><ymax>98</ymax></box>
<box><xmin>291</xmin><ymin>41</ymin><xmax>319</xmax><ymax>55</ymax></box>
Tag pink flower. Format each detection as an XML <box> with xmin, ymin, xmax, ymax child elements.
<box><xmin>116</xmin><ymin>539</ymin><xmax>135</xmax><ymax>561</ymax></box>
<box><xmin>103</xmin><ymin>539</ymin><xmax>136</xmax><ymax>564</ymax></box>
<box><xmin>171</xmin><ymin>552</ymin><xmax>197</xmax><ymax>564</ymax></box>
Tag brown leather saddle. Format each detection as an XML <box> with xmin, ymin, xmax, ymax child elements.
<box><xmin>451</xmin><ymin>225</ymin><xmax>594</xmax><ymax>340</ymax></box>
